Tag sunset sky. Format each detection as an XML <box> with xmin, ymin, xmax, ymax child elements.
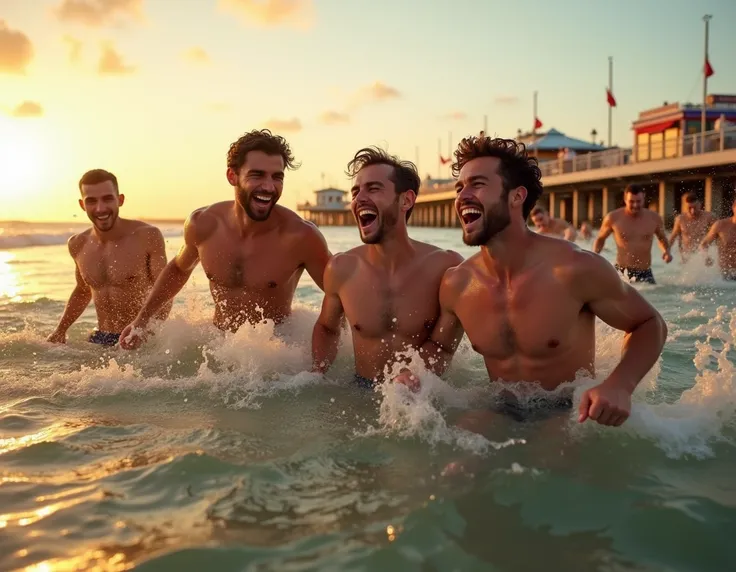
<box><xmin>1</xmin><ymin>0</ymin><xmax>735</xmax><ymax>222</ymax></box>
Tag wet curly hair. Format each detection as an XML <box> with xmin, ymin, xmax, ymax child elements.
<box><xmin>452</xmin><ymin>135</ymin><xmax>543</xmax><ymax>218</ymax></box>
<box><xmin>227</xmin><ymin>129</ymin><xmax>300</xmax><ymax>173</ymax></box>
<box><xmin>345</xmin><ymin>146</ymin><xmax>421</xmax><ymax>220</ymax></box>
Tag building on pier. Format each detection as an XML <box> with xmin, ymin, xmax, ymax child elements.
<box><xmin>409</xmin><ymin>96</ymin><xmax>736</xmax><ymax>231</ymax></box>
<box><xmin>297</xmin><ymin>187</ymin><xmax>354</xmax><ymax>226</ymax></box>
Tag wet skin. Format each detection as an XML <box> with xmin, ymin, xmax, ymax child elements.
<box><xmin>119</xmin><ymin>151</ymin><xmax>330</xmax><ymax>348</ymax></box>
<box><xmin>593</xmin><ymin>194</ymin><xmax>672</xmax><ymax>270</ymax></box>
<box><xmin>48</xmin><ymin>181</ymin><xmax>169</xmax><ymax>343</ymax></box>
<box><xmin>312</xmin><ymin>163</ymin><xmax>463</xmax><ymax>383</ymax></box>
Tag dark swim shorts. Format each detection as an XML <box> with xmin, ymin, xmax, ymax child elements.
<box><xmin>722</xmin><ymin>269</ymin><xmax>736</xmax><ymax>281</ymax></box>
<box><xmin>615</xmin><ymin>265</ymin><xmax>656</xmax><ymax>285</ymax></box>
<box><xmin>353</xmin><ymin>374</ymin><xmax>377</xmax><ymax>390</ymax></box>
<box><xmin>493</xmin><ymin>393</ymin><xmax>574</xmax><ymax>422</ymax></box>
<box><xmin>88</xmin><ymin>330</ymin><xmax>121</xmax><ymax>346</ymax></box>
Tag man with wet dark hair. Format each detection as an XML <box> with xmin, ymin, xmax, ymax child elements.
<box><xmin>48</xmin><ymin>169</ymin><xmax>170</xmax><ymax>346</ymax></box>
<box><xmin>396</xmin><ymin>135</ymin><xmax>666</xmax><ymax>427</ymax></box>
<box><xmin>311</xmin><ymin>146</ymin><xmax>463</xmax><ymax>388</ymax></box>
<box><xmin>668</xmin><ymin>192</ymin><xmax>715</xmax><ymax>263</ymax></box>
<box><xmin>529</xmin><ymin>205</ymin><xmax>577</xmax><ymax>241</ymax></box>
<box><xmin>120</xmin><ymin>129</ymin><xmax>331</xmax><ymax>348</ymax></box>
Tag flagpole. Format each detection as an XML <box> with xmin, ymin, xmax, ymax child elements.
<box><xmin>608</xmin><ymin>56</ymin><xmax>613</xmax><ymax>147</ymax></box>
<box><xmin>483</xmin><ymin>114</ymin><xmax>488</xmax><ymax>135</ymax></box>
<box><xmin>447</xmin><ymin>131</ymin><xmax>452</xmax><ymax>167</ymax></box>
<box><xmin>533</xmin><ymin>91</ymin><xmax>538</xmax><ymax>137</ymax></box>
<box><xmin>415</xmin><ymin>145</ymin><xmax>419</xmax><ymax>174</ymax></box>
<box><xmin>437</xmin><ymin>138</ymin><xmax>441</xmax><ymax>179</ymax></box>
<box><xmin>701</xmin><ymin>14</ymin><xmax>712</xmax><ymax>145</ymax></box>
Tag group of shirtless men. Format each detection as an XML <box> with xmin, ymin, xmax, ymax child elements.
<box><xmin>46</xmin><ymin>129</ymin><xmax>736</xmax><ymax>429</ymax></box>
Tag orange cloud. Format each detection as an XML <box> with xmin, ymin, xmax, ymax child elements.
<box><xmin>63</xmin><ymin>35</ymin><xmax>83</xmax><ymax>63</ymax></box>
<box><xmin>183</xmin><ymin>47</ymin><xmax>211</xmax><ymax>65</ymax></box>
<box><xmin>98</xmin><ymin>43</ymin><xmax>135</xmax><ymax>75</ymax></box>
<box><xmin>494</xmin><ymin>94</ymin><xmax>519</xmax><ymax>105</ymax></box>
<box><xmin>440</xmin><ymin>111</ymin><xmax>466</xmax><ymax>121</ymax></box>
<box><xmin>219</xmin><ymin>0</ymin><xmax>314</xmax><ymax>29</ymax></box>
<box><xmin>54</xmin><ymin>0</ymin><xmax>143</xmax><ymax>27</ymax></box>
<box><xmin>11</xmin><ymin>101</ymin><xmax>44</xmax><ymax>118</ymax></box>
<box><xmin>319</xmin><ymin>111</ymin><xmax>349</xmax><ymax>125</ymax></box>
<box><xmin>0</xmin><ymin>20</ymin><xmax>34</xmax><ymax>74</ymax></box>
<box><xmin>263</xmin><ymin>117</ymin><xmax>302</xmax><ymax>132</ymax></box>
<box><xmin>350</xmin><ymin>81</ymin><xmax>401</xmax><ymax>108</ymax></box>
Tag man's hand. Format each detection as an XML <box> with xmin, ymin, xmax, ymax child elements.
<box><xmin>47</xmin><ymin>330</ymin><xmax>66</xmax><ymax>344</ymax></box>
<box><xmin>391</xmin><ymin>369</ymin><xmax>421</xmax><ymax>392</ymax></box>
<box><xmin>119</xmin><ymin>321</ymin><xmax>149</xmax><ymax>350</ymax></box>
<box><xmin>578</xmin><ymin>381</ymin><xmax>632</xmax><ymax>426</ymax></box>
<box><xmin>662</xmin><ymin>251</ymin><xmax>673</xmax><ymax>264</ymax></box>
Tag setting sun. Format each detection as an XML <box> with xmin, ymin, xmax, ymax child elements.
<box><xmin>0</xmin><ymin>117</ymin><xmax>46</xmax><ymax>199</ymax></box>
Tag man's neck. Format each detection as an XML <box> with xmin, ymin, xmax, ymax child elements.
<box><xmin>93</xmin><ymin>219</ymin><xmax>125</xmax><ymax>242</ymax></box>
<box><xmin>480</xmin><ymin>223</ymin><xmax>532</xmax><ymax>281</ymax></box>
<box><xmin>233</xmin><ymin>201</ymin><xmax>276</xmax><ymax>236</ymax></box>
<box><xmin>368</xmin><ymin>228</ymin><xmax>414</xmax><ymax>271</ymax></box>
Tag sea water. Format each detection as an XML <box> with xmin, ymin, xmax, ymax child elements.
<box><xmin>0</xmin><ymin>222</ymin><xmax>735</xmax><ymax>571</ymax></box>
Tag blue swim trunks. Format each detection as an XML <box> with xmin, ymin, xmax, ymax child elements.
<box><xmin>353</xmin><ymin>374</ymin><xmax>377</xmax><ymax>389</ymax></box>
<box><xmin>88</xmin><ymin>330</ymin><xmax>120</xmax><ymax>346</ymax></box>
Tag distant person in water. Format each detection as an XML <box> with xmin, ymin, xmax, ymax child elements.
<box><xmin>700</xmin><ymin>196</ymin><xmax>736</xmax><ymax>281</ymax></box>
<box><xmin>593</xmin><ymin>186</ymin><xmax>672</xmax><ymax>284</ymax></box>
<box><xmin>47</xmin><ymin>169</ymin><xmax>170</xmax><ymax>346</ymax></box>
<box><xmin>395</xmin><ymin>135</ymin><xmax>667</xmax><ymax>427</ymax></box>
<box><xmin>120</xmin><ymin>129</ymin><xmax>331</xmax><ymax>349</ymax></box>
<box><xmin>311</xmin><ymin>147</ymin><xmax>463</xmax><ymax>389</ymax></box>
<box><xmin>529</xmin><ymin>206</ymin><xmax>576</xmax><ymax>241</ymax></box>
<box><xmin>668</xmin><ymin>192</ymin><xmax>715</xmax><ymax>263</ymax></box>
<box><xmin>579</xmin><ymin>220</ymin><xmax>593</xmax><ymax>240</ymax></box>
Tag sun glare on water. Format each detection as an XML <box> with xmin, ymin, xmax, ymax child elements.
<box><xmin>0</xmin><ymin>116</ymin><xmax>46</xmax><ymax>200</ymax></box>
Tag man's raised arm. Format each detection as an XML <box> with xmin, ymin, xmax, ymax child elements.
<box><xmin>576</xmin><ymin>252</ymin><xmax>667</xmax><ymax>426</ymax></box>
<box><xmin>47</xmin><ymin>237</ymin><xmax>92</xmax><ymax>343</ymax></box>
<box><xmin>668</xmin><ymin>215</ymin><xmax>682</xmax><ymax>250</ymax></box>
<box><xmin>119</xmin><ymin>210</ymin><xmax>208</xmax><ymax>349</ymax></box>
<box><xmin>311</xmin><ymin>255</ymin><xmax>347</xmax><ymax>374</ymax></box>
<box><xmin>593</xmin><ymin>214</ymin><xmax>614</xmax><ymax>254</ymax></box>
<box><xmin>300</xmin><ymin>223</ymin><xmax>332</xmax><ymax>292</ymax></box>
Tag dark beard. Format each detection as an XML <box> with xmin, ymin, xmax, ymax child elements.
<box><xmin>463</xmin><ymin>200</ymin><xmax>511</xmax><ymax>246</ymax></box>
<box><xmin>237</xmin><ymin>186</ymin><xmax>273</xmax><ymax>221</ymax></box>
<box><xmin>89</xmin><ymin>212</ymin><xmax>118</xmax><ymax>232</ymax></box>
<box><xmin>360</xmin><ymin>201</ymin><xmax>399</xmax><ymax>244</ymax></box>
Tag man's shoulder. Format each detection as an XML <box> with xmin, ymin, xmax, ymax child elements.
<box><xmin>278</xmin><ymin>207</ymin><xmax>326</xmax><ymax>240</ymax></box>
<box><xmin>324</xmin><ymin>249</ymin><xmax>362</xmax><ymax>286</ymax></box>
<box><xmin>183</xmin><ymin>202</ymin><xmax>228</xmax><ymax>243</ymax></box>
<box><xmin>127</xmin><ymin>220</ymin><xmax>165</xmax><ymax>240</ymax></box>
<box><xmin>606</xmin><ymin>208</ymin><xmax>626</xmax><ymax>221</ymax></box>
<box><xmin>67</xmin><ymin>229</ymin><xmax>92</xmax><ymax>256</ymax></box>
<box><xmin>412</xmin><ymin>240</ymin><xmax>465</xmax><ymax>267</ymax></box>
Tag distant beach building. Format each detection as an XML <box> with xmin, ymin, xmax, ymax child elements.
<box><xmin>517</xmin><ymin>128</ymin><xmax>608</xmax><ymax>161</ymax></box>
<box><xmin>297</xmin><ymin>187</ymin><xmax>353</xmax><ymax>226</ymax></box>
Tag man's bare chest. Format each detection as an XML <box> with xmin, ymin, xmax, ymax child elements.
<box><xmin>78</xmin><ymin>246</ymin><xmax>148</xmax><ymax>288</ymax></box>
<box><xmin>199</xmin><ymin>242</ymin><xmax>301</xmax><ymax>290</ymax></box>
<box><xmin>341</xmin><ymin>275</ymin><xmax>440</xmax><ymax>339</ymax></box>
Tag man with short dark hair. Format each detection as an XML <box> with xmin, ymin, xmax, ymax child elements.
<box><xmin>593</xmin><ymin>186</ymin><xmax>672</xmax><ymax>284</ymax></box>
<box><xmin>48</xmin><ymin>169</ymin><xmax>170</xmax><ymax>346</ymax></box>
<box><xmin>397</xmin><ymin>135</ymin><xmax>666</xmax><ymax>427</ymax></box>
<box><xmin>668</xmin><ymin>192</ymin><xmax>715</xmax><ymax>263</ymax></box>
<box><xmin>120</xmin><ymin>129</ymin><xmax>331</xmax><ymax>349</ymax></box>
<box><xmin>311</xmin><ymin>146</ymin><xmax>463</xmax><ymax>388</ymax></box>
<box><xmin>700</xmin><ymin>196</ymin><xmax>736</xmax><ymax>281</ymax></box>
<box><xmin>529</xmin><ymin>205</ymin><xmax>576</xmax><ymax>241</ymax></box>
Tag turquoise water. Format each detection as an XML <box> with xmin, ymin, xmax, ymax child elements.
<box><xmin>1</xmin><ymin>222</ymin><xmax>735</xmax><ymax>571</ymax></box>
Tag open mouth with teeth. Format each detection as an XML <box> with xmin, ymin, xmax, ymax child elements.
<box><xmin>252</xmin><ymin>193</ymin><xmax>274</xmax><ymax>206</ymax></box>
<box><xmin>459</xmin><ymin>205</ymin><xmax>483</xmax><ymax>227</ymax></box>
<box><xmin>357</xmin><ymin>207</ymin><xmax>379</xmax><ymax>231</ymax></box>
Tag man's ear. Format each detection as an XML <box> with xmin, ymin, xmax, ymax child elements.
<box><xmin>401</xmin><ymin>190</ymin><xmax>417</xmax><ymax>214</ymax></box>
<box><xmin>511</xmin><ymin>186</ymin><xmax>528</xmax><ymax>210</ymax></box>
<box><xmin>226</xmin><ymin>167</ymin><xmax>238</xmax><ymax>187</ymax></box>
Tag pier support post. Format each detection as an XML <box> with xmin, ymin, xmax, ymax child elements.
<box><xmin>589</xmin><ymin>192</ymin><xmax>603</xmax><ymax>226</ymax></box>
<box><xmin>601</xmin><ymin>187</ymin><xmax>610</xmax><ymax>217</ymax></box>
<box><xmin>704</xmin><ymin>176</ymin><xmax>726</xmax><ymax>216</ymax></box>
<box><xmin>548</xmin><ymin>192</ymin><xmax>556</xmax><ymax>218</ymax></box>
<box><xmin>658</xmin><ymin>181</ymin><xmax>675</xmax><ymax>229</ymax></box>
<box><xmin>572</xmin><ymin>190</ymin><xmax>586</xmax><ymax>228</ymax></box>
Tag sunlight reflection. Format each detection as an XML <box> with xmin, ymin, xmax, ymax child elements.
<box><xmin>23</xmin><ymin>549</ymin><xmax>130</xmax><ymax>572</ymax></box>
<box><xmin>0</xmin><ymin>251</ymin><xmax>23</xmax><ymax>303</ymax></box>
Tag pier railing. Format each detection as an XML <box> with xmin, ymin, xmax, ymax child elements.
<box><xmin>538</xmin><ymin>124</ymin><xmax>736</xmax><ymax>178</ymax></box>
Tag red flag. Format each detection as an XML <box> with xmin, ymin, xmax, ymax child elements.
<box><xmin>439</xmin><ymin>155</ymin><xmax>451</xmax><ymax>165</ymax></box>
<box><xmin>704</xmin><ymin>58</ymin><xmax>714</xmax><ymax>78</ymax></box>
<box><xmin>533</xmin><ymin>117</ymin><xmax>543</xmax><ymax>130</ymax></box>
<box><xmin>606</xmin><ymin>89</ymin><xmax>617</xmax><ymax>107</ymax></box>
